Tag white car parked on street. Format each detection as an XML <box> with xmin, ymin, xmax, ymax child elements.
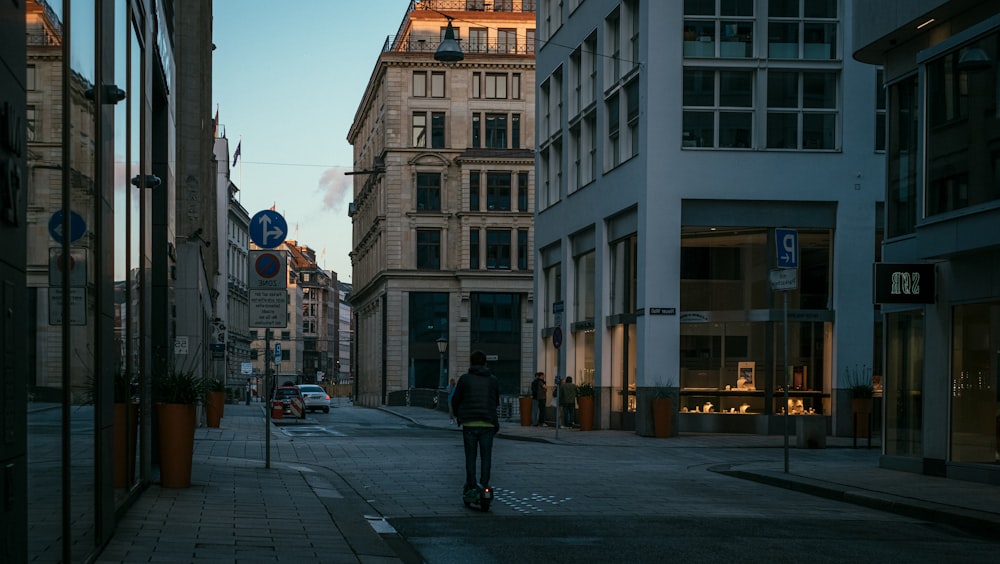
<box><xmin>295</xmin><ymin>384</ymin><xmax>331</xmax><ymax>413</ymax></box>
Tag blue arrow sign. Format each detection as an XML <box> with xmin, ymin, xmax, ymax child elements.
<box><xmin>48</xmin><ymin>210</ymin><xmax>87</xmax><ymax>244</ymax></box>
<box><xmin>775</xmin><ymin>228</ymin><xmax>798</xmax><ymax>269</ymax></box>
<box><xmin>249</xmin><ymin>210</ymin><xmax>288</xmax><ymax>249</ymax></box>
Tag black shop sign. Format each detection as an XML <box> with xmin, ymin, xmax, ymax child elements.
<box><xmin>873</xmin><ymin>263</ymin><xmax>936</xmax><ymax>304</ymax></box>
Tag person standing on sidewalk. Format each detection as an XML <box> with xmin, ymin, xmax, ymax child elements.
<box><xmin>531</xmin><ymin>372</ymin><xmax>547</xmax><ymax>426</ymax></box>
<box><xmin>451</xmin><ymin>350</ymin><xmax>500</xmax><ymax>493</ymax></box>
<box><xmin>446</xmin><ymin>377</ymin><xmax>457</xmax><ymax>423</ymax></box>
<box><xmin>560</xmin><ymin>376</ymin><xmax>578</xmax><ymax>428</ymax></box>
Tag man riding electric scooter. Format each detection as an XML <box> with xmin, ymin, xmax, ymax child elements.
<box><xmin>450</xmin><ymin>350</ymin><xmax>499</xmax><ymax>511</ymax></box>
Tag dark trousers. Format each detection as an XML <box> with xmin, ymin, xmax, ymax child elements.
<box><xmin>462</xmin><ymin>426</ymin><xmax>496</xmax><ymax>489</ymax></box>
<box><xmin>534</xmin><ymin>399</ymin><xmax>546</xmax><ymax>425</ymax></box>
<box><xmin>562</xmin><ymin>404</ymin><xmax>576</xmax><ymax>426</ymax></box>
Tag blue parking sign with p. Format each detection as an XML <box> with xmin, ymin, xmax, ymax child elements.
<box><xmin>775</xmin><ymin>228</ymin><xmax>798</xmax><ymax>269</ymax></box>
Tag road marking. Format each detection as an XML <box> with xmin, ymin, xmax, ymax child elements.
<box><xmin>365</xmin><ymin>515</ymin><xmax>397</xmax><ymax>534</ymax></box>
<box><xmin>492</xmin><ymin>487</ymin><xmax>572</xmax><ymax>513</ymax></box>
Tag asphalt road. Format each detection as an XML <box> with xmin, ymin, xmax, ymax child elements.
<box><xmin>281</xmin><ymin>402</ymin><xmax>1000</xmax><ymax>563</ymax></box>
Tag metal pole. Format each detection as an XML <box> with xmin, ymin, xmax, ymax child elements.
<box><xmin>783</xmin><ymin>290</ymin><xmax>789</xmax><ymax>474</ymax></box>
<box><xmin>265</xmin><ymin>331</ymin><xmax>271</xmax><ymax>469</ymax></box>
<box><xmin>555</xmin><ymin>350</ymin><xmax>560</xmax><ymax>439</ymax></box>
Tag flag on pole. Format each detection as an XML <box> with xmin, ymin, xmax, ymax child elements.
<box><xmin>270</xmin><ymin>202</ymin><xmax>276</xmax><ymax>211</ymax></box>
<box><xmin>213</xmin><ymin>107</ymin><xmax>219</xmax><ymax>137</ymax></box>
<box><xmin>232</xmin><ymin>141</ymin><xmax>241</xmax><ymax>167</ymax></box>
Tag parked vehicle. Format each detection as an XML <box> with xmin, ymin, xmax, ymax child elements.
<box><xmin>273</xmin><ymin>385</ymin><xmax>306</xmax><ymax>419</ymax></box>
<box><xmin>296</xmin><ymin>384</ymin><xmax>331</xmax><ymax>414</ymax></box>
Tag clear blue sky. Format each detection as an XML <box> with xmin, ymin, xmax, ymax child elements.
<box><xmin>212</xmin><ymin>1</ymin><xmax>412</xmax><ymax>282</ymax></box>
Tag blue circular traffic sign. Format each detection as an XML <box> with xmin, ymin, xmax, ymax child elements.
<box><xmin>249</xmin><ymin>209</ymin><xmax>288</xmax><ymax>249</ymax></box>
<box><xmin>48</xmin><ymin>210</ymin><xmax>87</xmax><ymax>244</ymax></box>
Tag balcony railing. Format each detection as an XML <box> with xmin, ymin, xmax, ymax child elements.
<box><xmin>383</xmin><ymin>35</ymin><xmax>535</xmax><ymax>55</ymax></box>
<box><xmin>416</xmin><ymin>0</ymin><xmax>536</xmax><ymax>12</ymax></box>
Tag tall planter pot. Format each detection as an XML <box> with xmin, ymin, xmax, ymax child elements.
<box><xmin>206</xmin><ymin>391</ymin><xmax>226</xmax><ymax>428</ymax></box>
<box><xmin>851</xmin><ymin>397</ymin><xmax>873</xmax><ymax>438</ymax></box>
<box><xmin>578</xmin><ymin>396</ymin><xmax>595</xmax><ymax>431</ymax></box>
<box><xmin>519</xmin><ymin>396</ymin><xmax>533</xmax><ymax>426</ymax></box>
<box><xmin>653</xmin><ymin>397</ymin><xmax>673</xmax><ymax>438</ymax></box>
<box><xmin>157</xmin><ymin>403</ymin><xmax>196</xmax><ymax>488</ymax></box>
<box><xmin>113</xmin><ymin>402</ymin><xmax>139</xmax><ymax>488</ymax></box>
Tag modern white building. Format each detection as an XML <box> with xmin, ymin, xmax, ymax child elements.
<box><xmin>534</xmin><ymin>0</ymin><xmax>885</xmax><ymax>436</ymax></box>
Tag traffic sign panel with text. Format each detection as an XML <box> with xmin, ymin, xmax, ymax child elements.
<box><xmin>249</xmin><ymin>250</ymin><xmax>287</xmax><ymax>289</ymax></box>
<box><xmin>249</xmin><ymin>289</ymin><xmax>288</xmax><ymax>328</ymax></box>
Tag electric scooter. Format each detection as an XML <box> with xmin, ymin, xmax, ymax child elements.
<box><xmin>462</xmin><ymin>483</ymin><xmax>493</xmax><ymax>512</ymax></box>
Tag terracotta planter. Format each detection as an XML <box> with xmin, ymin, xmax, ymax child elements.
<box><xmin>206</xmin><ymin>391</ymin><xmax>226</xmax><ymax>428</ymax></box>
<box><xmin>851</xmin><ymin>397</ymin><xmax>873</xmax><ymax>437</ymax></box>
<box><xmin>157</xmin><ymin>403</ymin><xmax>196</xmax><ymax>488</ymax></box>
<box><xmin>578</xmin><ymin>396</ymin><xmax>594</xmax><ymax>431</ymax></box>
<box><xmin>653</xmin><ymin>397</ymin><xmax>673</xmax><ymax>438</ymax></box>
<box><xmin>113</xmin><ymin>402</ymin><xmax>139</xmax><ymax>489</ymax></box>
<box><xmin>519</xmin><ymin>396</ymin><xmax>533</xmax><ymax>426</ymax></box>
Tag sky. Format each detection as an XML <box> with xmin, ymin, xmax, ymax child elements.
<box><xmin>212</xmin><ymin>0</ymin><xmax>414</xmax><ymax>283</ymax></box>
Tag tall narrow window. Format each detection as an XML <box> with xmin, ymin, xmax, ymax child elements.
<box><xmin>470</xmin><ymin>229</ymin><xmax>480</xmax><ymax>269</ymax></box>
<box><xmin>517</xmin><ymin>229</ymin><xmax>529</xmax><ymax>270</ymax></box>
<box><xmin>485</xmin><ymin>73</ymin><xmax>508</xmax><ymax>99</ymax></box>
<box><xmin>470</xmin><ymin>28</ymin><xmax>488</xmax><ymax>53</ymax></box>
<box><xmin>472</xmin><ymin>72</ymin><xmax>481</xmax><ymax>98</ymax></box>
<box><xmin>416</xmin><ymin>172</ymin><xmax>441</xmax><ymax>211</ymax></box>
<box><xmin>413</xmin><ymin>71</ymin><xmax>427</xmax><ymax>97</ymax></box>
<box><xmin>470</xmin><ymin>171</ymin><xmax>481</xmax><ymax>211</ymax></box>
<box><xmin>607</xmin><ymin>92</ymin><xmax>621</xmax><ymax>165</ymax></box>
<box><xmin>875</xmin><ymin>68</ymin><xmax>886</xmax><ymax>152</ymax></box>
<box><xmin>412</xmin><ymin>112</ymin><xmax>427</xmax><ymax>147</ymax></box>
<box><xmin>511</xmin><ymin>113</ymin><xmax>521</xmax><ymax>149</ymax></box>
<box><xmin>472</xmin><ymin>112</ymin><xmax>481</xmax><ymax>148</ymax></box>
<box><xmin>498</xmin><ymin>28</ymin><xmax>517</xmax><ymax>53</ymax></box>
<box><xmin>431</xmin><ymin>72</ymin><xmax>446</xmax><ymax>97</ymax></box>
<box><xmin>517</xmin><ymin>172</ymin><xmax>529</xmax><ymax>211</ymax></box>
<box><xmin>512</xmin><ymin>73</ymin><xmax>521</xmax><ymax>99</ymax></box>
<box><xmin>626</xmin><ymin>78</ymin><xmax>640</xmax><ymax>158</ymax></box>
<box><xmin>431</xmin><ymin>112</ymin><xmax>446</xmax><ymax>148</ymax></box>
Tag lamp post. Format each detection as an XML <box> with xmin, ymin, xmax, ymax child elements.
<box><xmin>437</xmin><ymin>335</ymin><xmax>448</xmax><ymax>389</ymax></box>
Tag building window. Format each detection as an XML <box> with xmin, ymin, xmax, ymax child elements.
<box><xmin>470</xmin><ymin>28</ymin><xmax>488</xmax><ymax>53</ymax></box>
<box><xmin>417</xmin><ymin>230</ymin><xmax>441</xmax><ymax>269</ymax></box>
<box><xmin>766</xmin><ymin>70</ymin><xmax>838</xmax><ymax>150</ymax></box>
<box><xmin>518</xmin><ymin>172</ymin><xmax>529</xmax><ymax>211</ymax></box>
<box><xmin>27</xmin><ymin>64</ymin><xmax>36</xmax><ymax>90</ymax></box>
<box><xmin>950</xmin><ymin>302</ymin><xmax>1000</xmax><ymax>463</ymax></box>
<box><xmin>486</xmin><ymin>172</ymin><xmax>512</xmax><ymax>211</ymax></box>
<box><xmin>413</xmin><ymin>71</ymin><xmax>427</xmax><ymax>97</ymax></box>
<box><xmin>486</xmin><ymin>229</ymin><xmax>511</xmax><ymax>269</ymax></box>
<box><xmin>625</xmin><ymin>0</ymin><xmax>640</xmax><ymax>68</ymax></box>
<box><xmin>472</xmin><ymin>112</ymin><xmax>481</xmax><ymax>148</ymax></box>
<box><xmin>767</xmin><ymin>0</ymin><xmax>838</xmax><ymax>60</ymax></box>
<box><xmin>498</xmin><ymin>28</ymin><xmax>517</xmax><ymax>52</ymax></box>
<box><xmin>511</xmin><ymin>113</ymin><xmax>521</xmax><ymax>148</ymax></box>
<box><xmin>682</xmin><ymin>69</ymin><xmax>753</xmax><ymax>149</ymax></box>
<box><xmin>416</xmin><ymin>172</ymin><xmax>441</xmax><ymax>211</ymax></box>
<box><xmin>875</xmin><ymin>68</ymin><xmax>886</xmax><ymax>152</ymax></box>
<box><xmin>431</xmin><ymin>112</ymin><xmax>446</xmax><ymax>148</ymax></box>
<box><xmin>495</xmin><ymin>0</ymin><xmax>513</xmax><ymax>12</ymax></box>
<box><xmin>26</xmin><ymin>106</ymin><xmax>36</xmax><ymax>142</ymax></box>
<box><xmin>472</xmin><ymin>72</ymin><xmax>481</xmax><ymax>98</ymax></box>
<box><xmin>485</xmin><ymin>73</ymin><xmax>508</xmax><ymax>98</ymax></box>
<box><xmin>925</xmin><ymin>32</ymin><xmax>1000</xmax><ymax>216</ymax></box>
<box><xmin>607</xmin><ymin>92</ymin><xmax>620</xmax><ymax>166</ymax></box>
<box><xmin>518</xmin><ymin>229</ymin><xmax>529</xmax><ymax>270</ymax></box>
<box><xmin>470</xmin><ymin>229</ymin><xmax>480</xmax><ymax>269</ymax></box>
<box><xmin>526</xmin><ymin>28</ymin><xmax>536</xmax><ymax>52</ymax></box>
<box><xmin>885</xmin><ymin>310</ymin><xmax>923</xmax><ymax>457</ymax></box>
<box><xmin>485</xmin><ymin>113</ymin><xmax>508</xmax><ymax>148</ymax></box>
<box><xmin>625</xmin><ymin>77</ymin><xmax>640</xmax><ymax>158</ymax></box>
<box><xmin>470</xmin><ymin>171</ymin><xmax>481</xmax><ymax>211</ymax></box>
<box><xmin>605</xmin><ymin>7</ymin><xmax>621</xmax><ymax>85</ymax></box>
<box><xmin>431</xmin><ymin>71</ymin><xmax>445</xmax><ymax>98</ymax></box>
<box><xmin>413</xmin><ymin>112</ymin><xmax>427</xmax><ymax>147</ymax></box>
<box><xmin>887</xmin><ymin>74</ymin><xmax>917</xmax><ymax>237</ymax></box>
<box><xmin>512</xmin><ymin>73</ymin><xmax>521</xmax><ymax>99</ymax></box>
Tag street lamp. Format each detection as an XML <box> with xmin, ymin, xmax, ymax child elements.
<box><xmin>437</xmin><ymin>335</ymin><xmax>448</xmax><ymax>389</ymax></box>
<box><xmin>434</xmin><ymin>16</ymin><xmax>464</xmax><ymax>62</ymax></box>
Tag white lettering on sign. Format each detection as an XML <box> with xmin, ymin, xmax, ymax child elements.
<box><xmin>890</xmin><ymin>272</ymin><xmax>920</xmax><ymax>295</ymax></box>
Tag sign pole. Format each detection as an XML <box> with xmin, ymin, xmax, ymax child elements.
<box><xmin>265</xmin><ymin>330</ymin><xmax>271</xmax><ymax>469</ymax></box>
<box><xmin>783</xmin><ymin>290</ymin><xmax>789</xmax><ymax>474</ymax></box>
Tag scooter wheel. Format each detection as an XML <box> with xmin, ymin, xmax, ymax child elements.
<box><xmin>479</xmin><ymin>499</ymin><xmax>491</xmax><ymax>512</ymax></box>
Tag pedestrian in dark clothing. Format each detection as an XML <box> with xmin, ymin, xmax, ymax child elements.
<box><xmin>531</xmin><ymin>372</ymin><xmax>547</xmax><ymax>426</ymax></box>
<box><xmin>451</xmin><ymin>350</ymin><xmax>500</xmax><ymax>492</ymax></box>
<box><xmin>560</xmin><ymin>376</ymin><xmax>578</xmax><ymax>427</ymax></box>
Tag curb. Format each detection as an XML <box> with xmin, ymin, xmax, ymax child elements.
<box><xmin>714</xmin><ymin>466</ymin><xmax>1000</xmax><ymax>539</ymax></box>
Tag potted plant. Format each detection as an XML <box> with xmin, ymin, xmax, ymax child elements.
<box><xmin>153</xmin><ymin>368</ymin><xmax>207</xmax><ymax>488</ymax></box>
<box><xmin>519</xmin><ymin>390</ymin><xmax>533</xmax><ymax>426</ymax></box>
<box><xmin>652</xmin><ymin>386</ymin><xmax>675</xmax><ymax>438</ymax></box>
<box><xmin>577</xmin><ymin>383</ymin><xmax>595</xmax><ymax>431</ymax></box>
<box><xmin>204</xmin><ymin>378</ymin><xmax>226</xmax><ymax>428</ymax></box>
<box><xmin>845</xmin><ymin>364</ymin><xmax>875</xmax><ymax>438</ymax></box>
<box><xmin>113</xmin><ymin>370</ymin><xmax>139</xmax><ymax>489</ymax></box>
